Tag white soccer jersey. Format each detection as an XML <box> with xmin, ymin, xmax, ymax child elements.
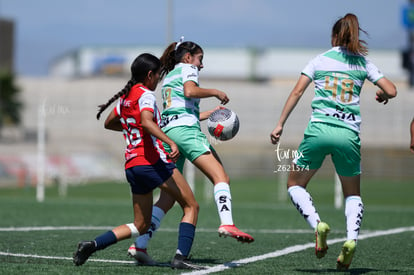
<box><xmin>160</xmin><ymin>63</ymin><xmax>201</xmax><ymax>130</ymax></box>
<box><xmin>301</xmin><ymin>46</ymin><xmax>384</xmax><ymax>133</ymax></box>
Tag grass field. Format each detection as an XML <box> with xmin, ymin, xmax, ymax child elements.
<box><xmin>0</xmin><ymin>176</ymin><xmax>413</xmax><ymax>274</ymax></box>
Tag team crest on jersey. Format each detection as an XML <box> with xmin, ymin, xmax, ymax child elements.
<box><xmin>121</xmin><ymin>99</ymin><xmax>132</xmax><ymax>107</ymax></box>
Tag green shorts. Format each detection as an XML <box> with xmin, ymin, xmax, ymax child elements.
<box><xmin>163</xmin><ymin>125</ymin><xmax>215</xmax><ymax>173</ymax></box>
<box><xmin>294</xmin><ymin>122</ymin><xmax>361</xmax><ymax>177</ymax></box>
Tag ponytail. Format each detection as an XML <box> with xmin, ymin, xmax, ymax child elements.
<box><xmin>160</xmin><ymin>40</ymin><xmax>203</xmax><ymax>78</ymax></box>
<box><xmin>96</xmin><ymin>80</ymin><xmax>136</xmax><ymax>120</ymax></box>
<box><xmin>160</xmin><ymin>42</ymin><xmax>178</xmax><ymax>78</ymax></box>
<box><xmin>332</xmin><ymin>13</ymin><xmax>368</xmax><ymax>56</ymax></box>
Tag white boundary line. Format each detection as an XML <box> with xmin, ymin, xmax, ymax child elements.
<box><xmin>0</xmin><ymin>226</ymin><xmax>413</xmax><ymax>273</ymax></box>
<box><xmin>183</xmin><ymin>226</ymin><xmax>414</xmax><ymax>275</ymax></box>
<box><xmin>0</xmin><ymin>251</ymin><xmax>135</xmax><ymax>264</ymax></box>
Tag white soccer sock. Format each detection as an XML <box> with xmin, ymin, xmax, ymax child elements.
<box><xmin>345</xmin><ymin>196</ymin><xmax>364</xmax><ymax>241</ymax></box>
<box><xmin>214</xmin><ymin>182</ymin><xmax>234</xmax><ymax>225</ymax></box>
<box><xmin>288</xmin><ymin>186</ymin><xmax>321</xmax><ymax>229</ymax></box>
<box><xmin>135</xmin><ymin>206</ymin><xmax>165</xmax><ymax>249</ymax></box>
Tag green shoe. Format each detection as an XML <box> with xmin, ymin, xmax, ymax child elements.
<box><xmin>337</xmin><ymin>240</ymin><xmax>356</xmax><ymax>270</ymax></box>
<box><xmin>315</xmin><ymin>222</ymin><xmax>330</xmax><ymax>259</ymax></box>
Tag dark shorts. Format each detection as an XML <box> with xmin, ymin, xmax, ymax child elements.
<box><xmin>125</xmin><ymin>159</ymin><xmax>176</xmax><ymax>195</ymax></box>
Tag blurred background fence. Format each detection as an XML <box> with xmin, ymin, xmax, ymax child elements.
<box><xmin>0</xmin><ymin>51</ymin><xmax>413</xmax><ymax>187</ymax></box>
<box><xmin>1</xmin><ymin>1</ymin><xmax>414</xmax><ymax>190</ymax></box>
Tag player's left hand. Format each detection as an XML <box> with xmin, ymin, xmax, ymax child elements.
<box><xmin>375</xmin><ymin>90</ymin><xmax>389</xmax><ymax>105</ymax></box>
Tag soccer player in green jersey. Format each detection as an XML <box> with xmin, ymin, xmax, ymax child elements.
<box><xmin>127</xmin><ymin>38</ymin><xmax>254</xmax><ymax>264</ymax></box>
<box><xmin>270</xmin><ymin>14</ymin><xmax>397</xmax><ymax>270</ymax></box>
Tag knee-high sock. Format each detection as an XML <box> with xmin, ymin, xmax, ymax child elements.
<box><xmin>135</xmin><ymin>206</ymin><xmax>165</xmax><ymax>249</ymax></box>
<box><xmin>94</xmin><ymin>231</ymin><xmax>117</xmax><ymax>250</ymax></box>
<box><xmin>175</xmin><ymin>222</ymin><xmax>196</xmax><ymax>257</ymax></box>
<box><xmin>345</xmin><ymin>196</ymin><xmax>364</xmax><ymax>241</ymax></box>
<box><xmin>214</xmin><ymin>182</ymin><xmax>234</xmax><ymax>225</ymax></box>
<box><xmin>288</xmin><ymin>186</ymin><xmax>321</xmax><ymax>229</ymax></box>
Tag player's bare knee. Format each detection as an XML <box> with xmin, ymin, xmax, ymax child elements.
<box><xmin>184</xmin><ymin>201</ymin><xmax>199</xmax><ymax>216</ymax></box>
<box><xmin>192</xmin><ymin>201</ymin><xmax>200</xmax><ymax>213</ymax></box>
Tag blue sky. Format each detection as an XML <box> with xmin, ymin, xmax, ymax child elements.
<box><xmin>0</xmin><ymin>0</ymin><xmax>409</xmax><ymax>76</ymax></box>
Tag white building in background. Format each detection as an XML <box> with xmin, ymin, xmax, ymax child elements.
<box><xmin>0</xmin><ymin>45</ymin><xmax>410</xmax><ymax>186</ymax></box>
<box><xmin>49</xmin><ymin>45</ymin><xmax>407</xmax><ymax>81</ymax></box>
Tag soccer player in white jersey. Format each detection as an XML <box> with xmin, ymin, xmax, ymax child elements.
<box><xmin>270</xmin><ymin>14</ymin><xmax>397</xmax><ymax>270</ymax></box>
<box><xmin>73</xmin><ymin>53</ymin><xmax>203</xmax><ymax>270</ymax></box>
<box><xmin>128</xmin><ymin>38</ymin><xmax>254</xmax><ymax>264</ymax></box>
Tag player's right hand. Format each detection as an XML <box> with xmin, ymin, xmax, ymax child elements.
<box><xmin>270</xmin><ymin>126</ymin><xmax>283</xmax><ymax>145</ymax></box>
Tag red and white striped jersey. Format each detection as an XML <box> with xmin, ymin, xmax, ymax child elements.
<box><xmin>114</xmin><ymin>84</ymin><xmax>171</xmax><ymax>169</ymax></box>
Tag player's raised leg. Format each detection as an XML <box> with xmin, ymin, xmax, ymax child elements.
<box><xmin>193</xmin><ymin>152</ymin><xmax>254</xmax><ymax>243</ymax></box>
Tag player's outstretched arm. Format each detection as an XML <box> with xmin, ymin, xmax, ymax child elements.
<box><xmin>199</xmin><ymin>106</ymin><xmax>224</xmax><ymax>121</ymax></box>
<box><xmin>184</xmin><ymin>81</ymin><xmax>229</xmax><ymax>105</ymax></box>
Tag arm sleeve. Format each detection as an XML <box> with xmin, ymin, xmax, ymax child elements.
<box><xmin>182</xmin><ymin>64</ymin><xmax>199</xmax><ymax>85</ymax></box>
<box><xmin>139</xmin><ymin>92</ymin><xmax>156</xmax><ymax>113</ymax></box>
<box><xmin>301</xmin><ymin>56</ymin><xmax>318</xmax><ymax>81</ymax></box>
<box><xmin>365</xmin><ymin>58</ymin><xmax>384</xmax><ymax>84</ymax></box>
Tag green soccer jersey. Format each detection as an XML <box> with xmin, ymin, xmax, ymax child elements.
<box><xmin>160</xmin><ymin>63</ymin><xmax>201</xmax><ymax>131</ymax></box>
<box><xmin>301</xmin><ymin>46</ymin><xmax>384</xmax><ymax>133</ymax></box>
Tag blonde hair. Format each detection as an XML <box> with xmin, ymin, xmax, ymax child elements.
<box><xmin>332</xmin><ymin>13</ymin><xmax>368</xmax><ymax>56</ymax></box>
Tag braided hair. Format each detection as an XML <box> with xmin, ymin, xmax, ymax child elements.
<box><xmin>96</xmin><ymin>53</ymin><xmax>161</xmax><ymax>120</ymax></box>
<box><xmin>160</xmin><ymin>41</ymin><xmax>203</xmax><ymax>78</ymax></box>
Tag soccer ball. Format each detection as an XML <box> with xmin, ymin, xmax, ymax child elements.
<box><xmin>207</xmin><ymin>108</ymin><xmax>240</xmax><ymax>141</ymax></box>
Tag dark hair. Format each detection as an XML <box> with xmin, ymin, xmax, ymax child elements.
<box><xmin>160</xmin><ymin>41</ymin><xmax>203</xmax><ymax>78</ymax></box>
<box><xmin>96</xmin><ymin>53</ymin><xmax>161</xmax><ymax>120</ymax></box>
<box><xmin>332</xmin><ymin>13</ymin><xmax>368</xmax><ymax>56</ymax></box>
